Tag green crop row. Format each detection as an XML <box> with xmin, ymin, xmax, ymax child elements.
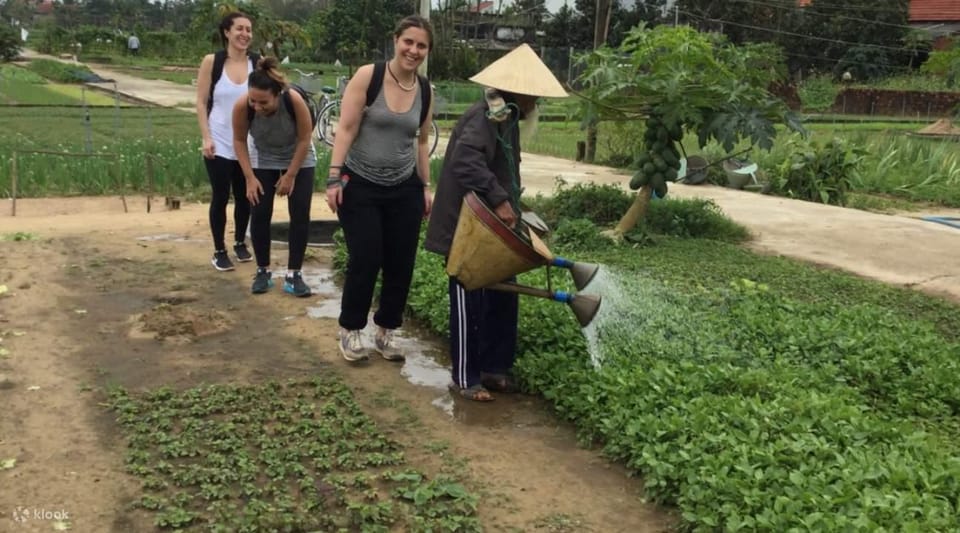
<box><xmin>395</xmin><ymin>188</ymin><xmax>960</xmax><ymax>531</ymax></box>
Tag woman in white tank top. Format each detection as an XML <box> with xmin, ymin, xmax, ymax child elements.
<box><xmin>195</xmin><ymin>12</ymin><xmax>256</xmax><ymax>272</ymax></box>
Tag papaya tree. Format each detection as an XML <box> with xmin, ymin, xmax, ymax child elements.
<box><xmin>576</xmin><ymin>24</ymin><xmax>804</xmax><ymax>239</ymax></box>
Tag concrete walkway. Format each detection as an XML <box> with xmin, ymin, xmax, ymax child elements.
<box><xmin>16</xmin><ymin>50</ymin><xmax>960</xmax><ymax>301</ymax></box>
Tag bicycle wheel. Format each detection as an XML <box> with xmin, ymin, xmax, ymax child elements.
<box><xmin>317</xmin><ymin>100</ymin><xmax>341</xmax><ymax>148</ymax></box>
<box><xmin>429</xmin><ymin>120</ymin><xmax>440</xmax><ymax>157</ymax></box>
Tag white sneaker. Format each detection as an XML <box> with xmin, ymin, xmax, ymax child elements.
<box><xmin>375</xmin><ymin>329</ymin><xmax>404</xmax><ymax>361</ymax></box>
<box><xmin>338</xmin><ymin>329</ymin><xmax>367</xmax><ymax>362</ymax></box>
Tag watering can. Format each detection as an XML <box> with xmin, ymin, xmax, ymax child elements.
<box><xmin>446</xmin><ymin>192</ymin><xmax>602</xmax><ymax>327</ymax></box>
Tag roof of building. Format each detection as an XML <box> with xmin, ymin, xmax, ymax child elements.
<box><xmin>910</xmin><ymin>0</ymin><xmax>960</xmax><ymax>22</ymax></box>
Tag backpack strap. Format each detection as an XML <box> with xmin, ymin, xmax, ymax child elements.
<box><xmin>208</xmin><ymin>50</ymin><xmax>260</xmax><ymax>116</ymax></box>
<box><xmin>366</xmin><ymin>61</ymin><xmax>386</xmax><ymax>107</ymax></box>
<box><xmin>417</xmin><ymin>74</ymin><xmax>431</xmax><ymax>127</ymax></box>
<box><xmin>207</xmin><ymin>49</ymin><xmax>227</xmax><ymax>116</ymax></box>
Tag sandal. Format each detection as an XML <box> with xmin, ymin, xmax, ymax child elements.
<box><xmin>449</xmin><ymin>383</ymin><xmax>495</xmax><ymax>402</ymax></box>
<box><xmin>480</xmin><ymin>372</ymin><xmax>520</xmax><ymax>393</ymax></box>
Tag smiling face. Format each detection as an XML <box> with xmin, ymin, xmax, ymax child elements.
<box><xmin>248</xmin><ymin>87</ymin><xmax>279</xmax><ymax>116</ymax></box>
<box><xmin>224</xmin><ymin>16</ymin><xmax>252</xmax><ymax>52</ymax></box>
<box><xmin>393</xmin><ymin>27</ymin><xmax>430</xmax><ymax>72</ymax></box>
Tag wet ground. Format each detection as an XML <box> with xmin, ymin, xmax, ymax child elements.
<box><xmin>0</xmin><ymin>196</ymin><xmax>673</xmax><ymax>531</ymax></box>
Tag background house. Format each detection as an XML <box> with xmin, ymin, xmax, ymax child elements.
<box><xmin>909</xmin><ymin>0</ymin><xmax>960</xmax><ymax>49</ymax></box>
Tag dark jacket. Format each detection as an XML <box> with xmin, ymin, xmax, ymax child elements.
<box><xmin>424</xmin><ymin>100</ymin><xmax>521</xmax><ymax>256</ymax></box>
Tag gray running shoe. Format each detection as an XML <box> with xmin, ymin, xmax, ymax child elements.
<box><xmin>375</xmin><ymin>329</ymin><xmax>405</xmax><ymax>361</ymax></box>
<box><xmin>338</xmin><ymin>329</ymin><xmax>367</xmax><ymax>362</ymax></box>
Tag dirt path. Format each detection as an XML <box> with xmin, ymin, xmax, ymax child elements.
<box><xmin>0</xmin><ymin>196</ymin><xmax>673</xmax><ymax>531</ymax></box>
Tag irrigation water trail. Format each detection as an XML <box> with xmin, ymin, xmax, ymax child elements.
<box><xmin>581</xmin><ymin>266</ymin><xmax>677</xmax><ymax>368</ymax></box>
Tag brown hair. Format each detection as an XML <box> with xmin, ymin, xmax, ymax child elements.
<box><xmin>219</xmin><ymin>12</ymin><xmax>252</xmax><ymax>48</ymax></box>
<box><xmin>394</xmin><ymin>15</ymin><xmax>433</xmax><ymax>50</ymax></box>
<box><xmin>248</xmin><ymin>56</ymin><xmax>288</xmax><ymax>95</ymax></box>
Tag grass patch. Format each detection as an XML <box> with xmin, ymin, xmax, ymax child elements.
<box><xmin>107</xmin><ymin>66</ymin><xmax>197</xmax><ymax>86</ymax></box>
<box><xmin>0</xmin><ymin>79</ymin><xmax>120</xmax><ymax>106</ymax></box>
<box><xmin>107</xmin><ymin>377</ymin><xmax>480</xmax><ymax>532</ymax></box>
<box><xmin>23</xmin><ymin>58</ymin><xmax>97</xmax><ymax>83</ymax></box>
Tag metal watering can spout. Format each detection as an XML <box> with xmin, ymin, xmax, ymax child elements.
<box><xmin>551</xmin><ymin>257</ymin><xmax>600</xmax><ymax>291</ymax></box>
<box><xmin>488</xmin><ymin>282</ymin><xmax>602</xmax><ymax>328</ymax></box>
<box><xmin>446</xmin><ymin>192</ymin><xmax>603</xmax><ymax>327</ymax></box>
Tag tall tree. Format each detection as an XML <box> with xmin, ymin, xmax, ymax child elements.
<box><xmin>676</xmin><ymin>0</ymin><xmax>911</xmax><ymax>76</ymax></box>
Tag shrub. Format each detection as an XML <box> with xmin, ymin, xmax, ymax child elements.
<box><xmin>536</xmin><ymin>182</ymin><xmax>632</xmax><ymax>229</ymax></box>
<box><xmin>0</xmin><ymin>23</ymin><xmax>21</xmax><ymax>62</ymax></box>
<box><xmin>644</xmin><ymin>198</ymin><xmax>750</xmax><ymax>242</ymax></box>
<box><xmin>797</xmin><ymin>74</ymin><xmax>839</xmax><ymax>112</ymax></box>
<box><xmin>551</xmin><ymin>218</ymin><xmax>608</xmax><ymax>252</ymax></box>
<box><xmin>769</xmin><ymin>137</ymin><xmax>867</xmax><ymax>206</ymax></box>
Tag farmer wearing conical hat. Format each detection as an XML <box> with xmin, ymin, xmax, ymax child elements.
<box><xmin>424</xmin><ymin>44</ymin><xmax>568</xmax><ymax>402</ymax></box>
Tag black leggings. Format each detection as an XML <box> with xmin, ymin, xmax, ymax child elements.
<box><xmin>204</xmin><ymin>156</ymin><xmax>250</xmax><ymax>251</ymax></box>
<box><xmin>336</xmin><ymin>170</ymin><xmax>425</xmax><ymax>330</ymax></box>
<box><xmin>249</xmin><ymin>167</ymin><xmax>315</xmax><ymax>270</ymax></box>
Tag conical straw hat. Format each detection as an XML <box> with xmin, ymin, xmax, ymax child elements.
<box><xmin>469</xmin><ymin>44</ymin><xmax>568</xmax><ymax>98</ymax></box>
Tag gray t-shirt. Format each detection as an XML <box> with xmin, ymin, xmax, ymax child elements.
<box><xmin>345</xmin><ymin>84</ymin><xmax>421</xmax><ymax>185</ymax></box>
<box><xmin>249</xmin><ymin>93</ymin><xmax>317</xmax><ymax>170</ymax></box>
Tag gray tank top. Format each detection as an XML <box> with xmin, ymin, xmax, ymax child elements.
<box><xmin>345</xmin><ymin>84</ymin><xmax>420</xmax><ymax>185</ymax></box>
<box><xmin>249</xmin><ymin>93</ymin><xmax>317</xmax><ymax>170</ymax></box>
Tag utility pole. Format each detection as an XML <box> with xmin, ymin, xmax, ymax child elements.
<box><xmin>419</xmin><ymin>0</ymin><xmax>430</xmax><ymax>76</ymax></box>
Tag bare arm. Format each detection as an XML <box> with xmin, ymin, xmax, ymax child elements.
<box><xmin>285</xmin><ymin>89</ymin><xmax>313</xmax><ymax>175</ymax></box>
<box><xmin>231</xmin><ymin>93</ymin><xmax>255</xmax><ymax>183</ymax></box>
<box><xmin>416</xmin><ymin>84</ymin><xmax>434</xmax><ymax>186</ymax></box>
<box><xmin>195</xmin><ymin>54</ymin><xmax>215</xmax><ymax>157</ymax></box>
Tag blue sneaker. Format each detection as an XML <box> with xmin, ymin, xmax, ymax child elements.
<box><xmin>283</xmin><ymin>271</ymin><xmax>311</xmax><ymax>297</ymax></box>
<box><xmin>251</xmin><ymin>268</ymin><xmax>273</xmax><ymax>294</ymax></box>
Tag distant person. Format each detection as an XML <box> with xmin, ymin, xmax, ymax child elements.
<box><xmin>325</xmin><ymin>15</ymin><xmax>434</xmax><ymax>363</ymax></box>
<box><xmin>233</xmin><ymin>57</ymin><xmax>317</xmax><ymax>298</ymax></box>
<box><xmin>127</xmin><ymin>34</ymin><xmax>140</xmax><ymax>56</ymax></box>
<box><xmin>195</xmin><ymin>12</ymin><xmax>258</xmax><ymax>271</ymax></box>
<box><xmin>424</xmin><ymin>44</ymin><xmax>568</xmax><ymax>402</ymax></box>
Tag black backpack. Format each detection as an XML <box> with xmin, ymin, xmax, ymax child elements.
<box><xmin>367</xmin><ymin>61</ymin><xmax>431</xmax><ymax>126</ymax></box>
<box><xmin>246</xmin><ymin>84</ymin><xmax>319</xmax><ymax>129</ymax></box>
<box><xmin>206</xmin><ymin>49</ymin><xmax>260</xmax><ymax>116</ymax></box>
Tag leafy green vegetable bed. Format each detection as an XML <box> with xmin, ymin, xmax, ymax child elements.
<box><xmin>108</xmin><ymin>378</ymin><xmax>480</xmax><ymax>532</ymax></box>
<box><xmin>399</xmin><ymin>193</ymin><xmax>960</xmax><ymax>531</ymax></box>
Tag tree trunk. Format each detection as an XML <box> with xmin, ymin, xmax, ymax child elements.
<box><xmin>612</xmin><ymin>186</ymin><xmax>652</xmax><ymax>237</ymax></box>
<box><xmin>585</xmin><ymin>0</ymin><xmax>613</xmax><ymax>164</ymax></box>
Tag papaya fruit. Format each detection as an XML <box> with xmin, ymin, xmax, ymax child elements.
<box><xmin>629</xmin><ymin>170</ymin><xmax>648</xmax><ymax>190</ymax></box>
<box><xmin>654</xmin><ymin>181</ymin><xmax>668</xmax><ymax>199</ymax></box>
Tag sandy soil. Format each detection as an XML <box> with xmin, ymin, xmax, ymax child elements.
<box><xmin>0</xmin><ymin>195</ymin><xmax>673</xmax><ymax>532</ymax></box>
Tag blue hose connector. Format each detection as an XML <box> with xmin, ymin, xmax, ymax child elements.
<box><xmin>552</xmin><ymin>257</ymin><xmax>574</xmax><ymax>269</ymax></box>
<box><xmin>552</xmin><ymin>291</ymin><xmax>573</xmax><ymax>303</ymax></box>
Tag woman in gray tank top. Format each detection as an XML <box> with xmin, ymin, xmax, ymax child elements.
<box><xmin>233</xmin><ymin>57</ymin><xmax>317</xmax><ymax>298</ymax></box>
<box><xmin>324</xmin><ymin>15</ymin><xmax>435</xmax><ymax>363</ymax></box>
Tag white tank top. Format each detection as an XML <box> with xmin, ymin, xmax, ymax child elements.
<box><xmin>208</xmin><ymin>59</ymin><xmax>253</xmax><ymax>160</ymax></box>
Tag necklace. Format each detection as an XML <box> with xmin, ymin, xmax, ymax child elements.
<box><xmin>387</xmin><ymin>61</ymin><xmax>416</xmax><ymax>92</ymax></box>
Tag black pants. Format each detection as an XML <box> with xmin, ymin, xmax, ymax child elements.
<box><xmin>249</xmin><ymin>167</ymin><xmax>315</xmax><ymax>270</ymax></box>
<box><xmin>337</xmin><ymin>170</ymin><xmax>425</xmax><ymax>331</ymax></box>
<box><xmin>203</xmin><ymin>156</ymin><xmax>250</xmax><ymax>251</ymax></box>
<box><xmin>448</xmin><ymin>276</ymin><xmax>519</xmax><ymax>389</ymax></box>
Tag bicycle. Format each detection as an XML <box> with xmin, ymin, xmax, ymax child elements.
<box><xmin>295</xmin><ymin>68</ymin><xmax>440</xmax><ymax>156</ymax></box>
<box><xmin>291</xmin><ymin>68</ymin><xmax>341</xmax><ymax>145</ymax></box>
